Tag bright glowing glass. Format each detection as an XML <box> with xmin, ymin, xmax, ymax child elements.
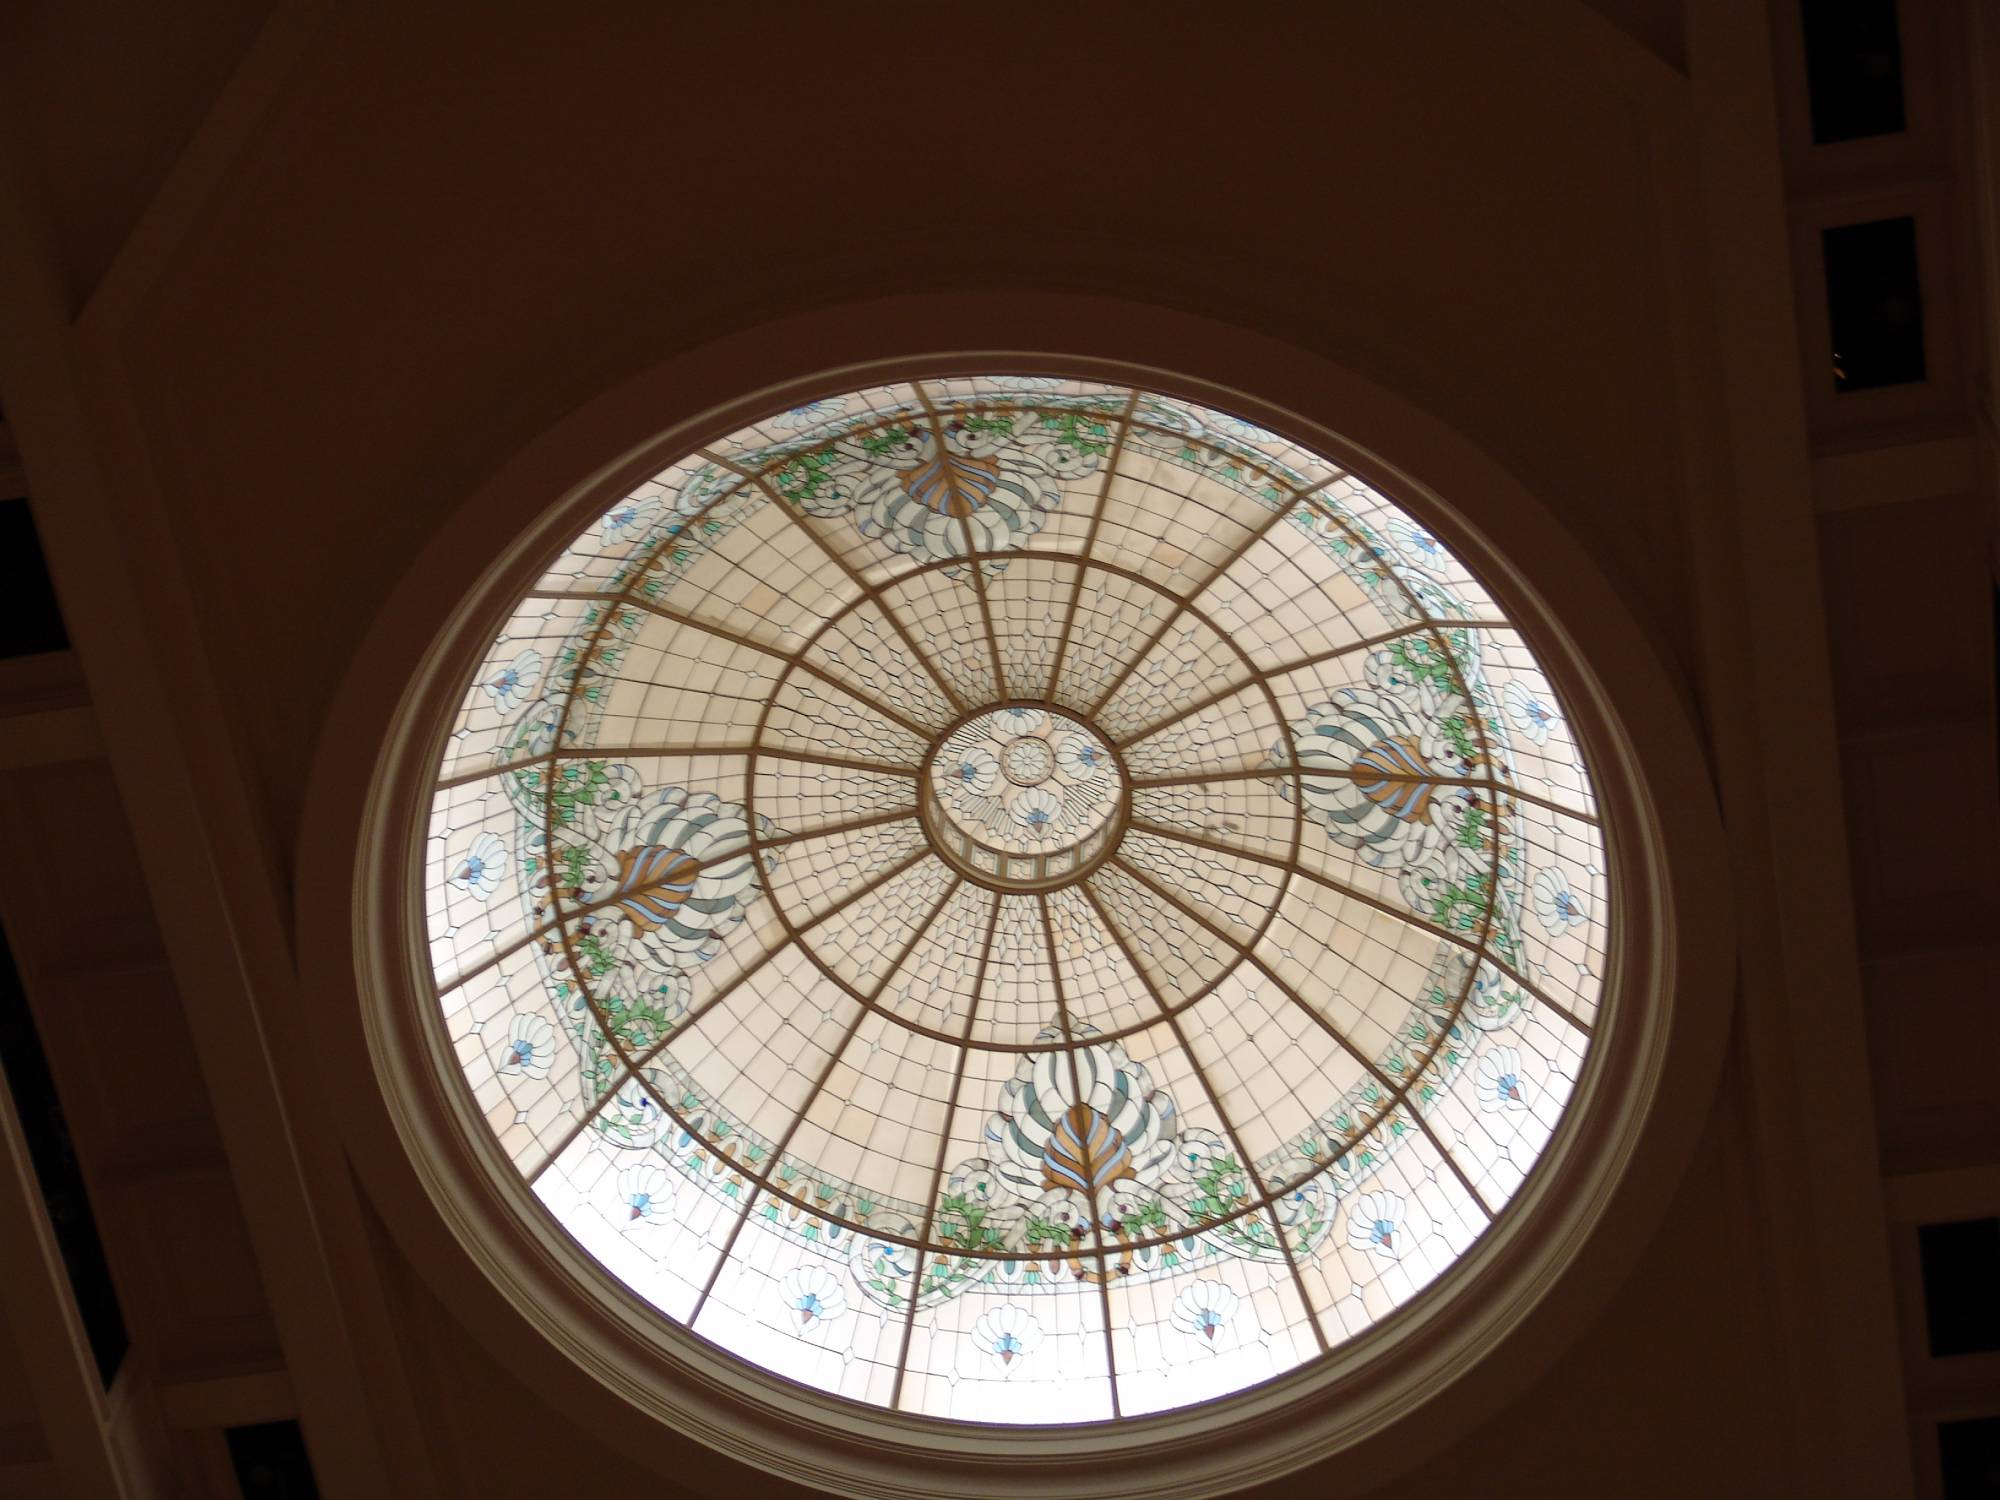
<box><xmin>423</xmin><ymin>379</ymin><xmax>1606</xmax><ymax>1421</ymax></box>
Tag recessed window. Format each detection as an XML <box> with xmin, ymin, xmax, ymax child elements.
<box><xmin>1939</xmin><ymin>1415</ymin><xmax>2000</xmax><ymax>1500</ymax></box>
<box><xmin>0</xmin><ymin>500</ymin><xmax>70</xmax><ymax>658</ymax></box>
<box><xmin>1822</xmin><ymin>216</ymin><xmax>1925</xmax><ymax>392</ymax></box>
<box><xmin>415</xmin><ymin>378</ymin><xmax>1610</xmax><ymax>1423</ymax></box>
<box><xmin>1919</xmin><ymin>1217</ymin><xmax>2000</xmax><ymax>1358</ymax></box>
<box><xmin>0</xmin><ymin>914</ymin><xmax>128</xmax><ymax>1386</ymax></box>
<box><xmin>1800</xmin><ymin>0</ymin><xmax>1907</xmax><ymax>144</ymax></box>
<box><xmin>224</xmin><ymin>1420</ymin><xmax>319</xmax><ymax>1500</ymax></box>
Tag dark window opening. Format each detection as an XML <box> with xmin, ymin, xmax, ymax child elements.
<box><xmin>1800</xmin><ymin>0</ymin><xmax>1907</xmax><ymax>144</ymax></box>
<box><xmin>0</xmin><ymin>500</ymin><xmax>69</xmax><ymax>658</ymax></box>
<box><xmin>1919</xmin><ymin>1217</ymin><xmax>2000</xmax><ymax>1358</ymax></box>
<box><xmin>0</xmin><ymin>915</ymin><xmax>128</xmax><ymax>1386</ymax></box>
<box><xmin>1940</xmin><ymin>1416</ymin><xmax>2000</xmax><ymax>1500</ymax></box>
<box><xmin>226</xmin><ymin>1421</ymin><xmax>321</xmax><ymax>1500</ymax></box>
<box><xmin>1822</xmin><ymin>216</ymin><xmax>1925</xmax><ymax>392</ymax></box>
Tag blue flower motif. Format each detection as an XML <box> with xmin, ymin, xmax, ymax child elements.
<box><xmin>616</xmin><ymin>1165</ymin><xmax>668</xmax><ymax>1224</ymax></box>
<box><xmin>1010</xmin><ymin>787</ymin><xmax>1062</xmax><ymax>836</ymax></box>
<box><xmin>1503</xmin><ymin>678</ymin><xmax>1560</xmax><ymax>746</ymax></box>
<box><xmin>1533</xmin><ymin>868</ymin><xmax>1589</xmax><ymax>933</ymax></box>
<box><xmin>484</xmin><ymin>648</ymin><xmax>542</xmax><ymax>708</ymax></box>
<box><xmin>973</xmin><ymin>1305</ymin><xmax>1041</xmax><ymax>1369</ymax></box>
<box><xmin>1478</xmin><ymin>1047</ymin><xmax>1529</xmax><ymax>1113</ymax></box>
<box><xmin>778</xmin><ymin>1267</ymin><xmax>846</xmax><ymax>1328</ymax></box>
<box><xmin>448</xmin><ymin>833</ymin><xmax>507</xmax><ymax>899</ymax></box>
<box><xmin>1348</xmin><ymin>1191</ymin><xmax>1407</xmax><ymax>1259</ymax></box>
<box><xmin>767</xmin><ymin>397</ymin><xmax>850</xmax><ymax>432</ymax></box>
<box><xmin>1170</xmin><ymin>1279</ymin><xmax>1240</xmax><ymax>1343</ymax></box>
<box><xmin>600</xmin><ymin>494</ymin><xmax>663</xmax><ymax>546</ymax></box>
<box><xmin>1389</xmin><ymin>520</ymin><xmax>1443</xmax><ymax>561</ymax></box>
<box><xmin>495</xmin><ymin>1013</ymin><xmax>552</xmax><ymax>1079</ymax></box>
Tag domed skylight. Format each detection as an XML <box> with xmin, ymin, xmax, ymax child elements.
<box><xmin>423</xmin><ymin>377</ymin><xmax>1607</xmax><ymax>1423</ymax></box>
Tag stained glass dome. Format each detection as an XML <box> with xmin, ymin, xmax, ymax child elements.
<box><xmin>422</xmin><ymin>377</ymin><xmax>1607</xmax><ymax>1424</ymax></box>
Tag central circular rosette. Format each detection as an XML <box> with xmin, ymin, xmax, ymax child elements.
<box><xmin>923</xmin><ymin>706</ymin><xmax>1125</xmax><ymax>889</ymax></box>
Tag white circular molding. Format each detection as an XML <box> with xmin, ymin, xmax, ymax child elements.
<box><xmin>298</xmin><ymin>299</ymin><xmax>1732</xmax><ymax>1500</ymax></box>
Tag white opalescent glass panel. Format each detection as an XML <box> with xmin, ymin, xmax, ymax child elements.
<box><xmin>899</xmin><ymin>1270</ymin><xmax>1114</xmax><ymax>1424</ymax></box>
<box><xmin>1107</xmin><ymin>1254</ymin><xmax>1320</xmax><ymax>1416</ymax></box>
<box><xmin>441</xmin><ymin>935</ymin><xmax>612</xmax><ymax>1174</ymax></box>
<box><xmin>533</xmin><ymin>1130</ymin><xmax>744</xmax><ymax>1325</ymax></box>
<box><xmin>694</xmin><ymin>1216</ymin><xmax>907</xmax><ymax>1407</ymax></box>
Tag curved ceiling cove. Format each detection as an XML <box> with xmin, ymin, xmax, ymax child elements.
<box><xmin>421</xmin><ymin>376</ymin><xmax>1608</xmax><ymax>1424</ymax></box>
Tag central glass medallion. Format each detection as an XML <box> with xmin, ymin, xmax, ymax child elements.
<box><xmin>422</xmin><ymin>378</ymin><xmax>1616</xmax><ymax>1433</ymax></box>
<box><xmin>922</xmin><ymin>706</ymin><xmax>1125</xmax><ymax>890</ymax></box>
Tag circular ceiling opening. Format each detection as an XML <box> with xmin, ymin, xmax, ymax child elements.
<box><xmin>923</xmin><ymin>705</ymin><xmax>1128</xmax><ymax>891</ymax></box>
<box><xmin>419</xmin><ymin>375</ymin><xmax>1608</xmax><ymax>1432</ymax></box>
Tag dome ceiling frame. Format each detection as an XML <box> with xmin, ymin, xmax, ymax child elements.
<box><xmin>418</xmin><ymin>371</ymin><xmax>1604</xmax><ymax>1420</ymax></box>
<box><xmin>307</xmin><ymin>330</ymin><xmax>1733</xmax><ymax>1500</ymax></box>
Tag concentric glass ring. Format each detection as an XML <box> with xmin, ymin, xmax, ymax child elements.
<box><xmin>919</xmin><ymin>703</ymin><xmax>1128</xmax><ymax>892</ymax></box>
<box><xmin>422</xmin><ymin>377</ymin><xmax>1609</xmax><ymax>1423</ymax></box>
